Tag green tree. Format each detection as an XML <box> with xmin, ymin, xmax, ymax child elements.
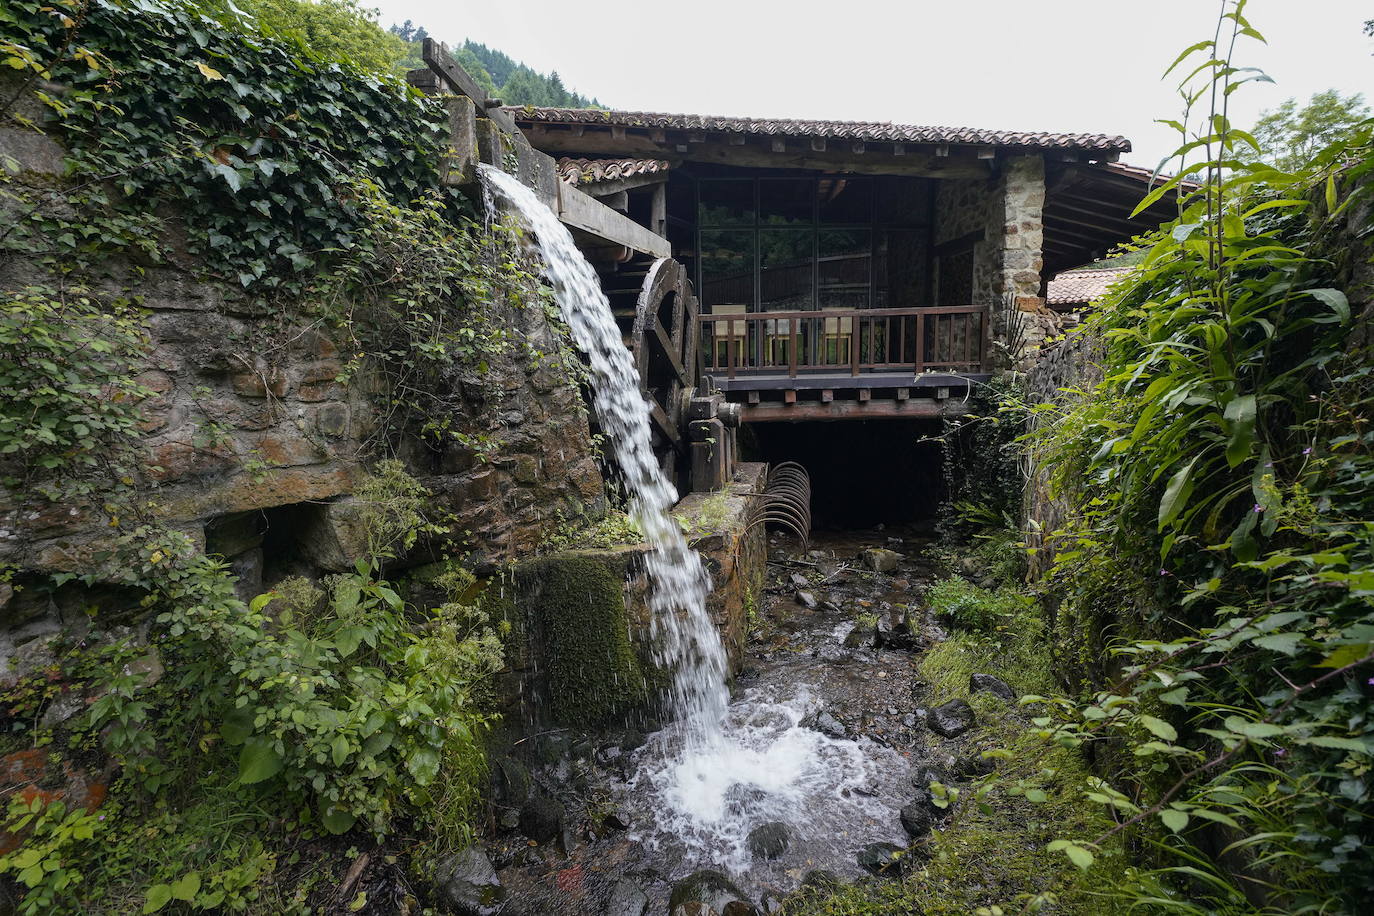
<box><xmin>1251</xmin><ymin>88</ymin><xmax>1371</xmax><ymax>171</ymax></box>
<box><xmin>227</xmin><ymin>0</ymin><xmax>408</xmax><ymax>75</ymax></box>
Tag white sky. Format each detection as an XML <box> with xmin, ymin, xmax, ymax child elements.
<box><xmin>369</xmin><ymin>0</ymin><xmax>1372</xmax><ymax>169</ymax></box>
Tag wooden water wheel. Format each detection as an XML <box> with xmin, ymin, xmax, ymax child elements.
<box><xmin>604</xmin><ymin>256</ymin><xmax>700</xmax><ymax>481</ymax></box>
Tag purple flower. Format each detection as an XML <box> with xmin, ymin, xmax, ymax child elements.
<box><xmin>1367</xmin><ymin>677</ymin><xmax>1374</xmax><ymax>686</ymax></box>
<box><xmin>1303</xmin><ymin>447</ymin><xmax>1313</xmax><ymax>455</ymax></box>
<box><xmin>1159</xmin><ymin>569</ymin><xmax>1170</xmax><ymax>577</ymax></box>
<box><xmin>1273</xmin><ymin>748</ymin><xmax>1286</xmax><ymax>758</ymax></box>
<box><xmin>1253</xmin><ymin>504</ymin><xmax>1265</xmax><ymax>513</ymax></box>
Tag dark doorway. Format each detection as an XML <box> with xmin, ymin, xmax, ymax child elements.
<box><xmin>744</xmin><ymin>419</ymin><xmax>944</xmax><ymax>529</ymax></box>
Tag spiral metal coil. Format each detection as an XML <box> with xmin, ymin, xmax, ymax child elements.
<box><xmin>746</xmin><ymin>461</ymin><xmax>812</xmax><ymax>547</ymax></box>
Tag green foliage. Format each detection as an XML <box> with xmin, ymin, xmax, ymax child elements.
<box><xmin>0</xmin><ymin>284</ymin><xmax>152</xmax><ymax>500</ymax></box>
<box><xmin>538</xmin><ymin>510</ymin><xmax>642</xmax><ymax>553</ymax></box>
<box><xmin>1252</xmin><ymin>89</ymin><xmax>1371</xmax><ymax>172</ymax></box>
<box><xmin>926</xmin><ymin>577</ymin><xmax>1027</xmax><ymax>633</ymax></box>
<box><xmin>1022</xmin><ymin>3</ymin><xmax>1374</xmax><ymax>910</ymax></box>
<box><xmin>458</xmin><ymin>39</ymin><xmax>600</xmax><ymax>108</ymax></box>
<box><xmin>4</xmin><ymin>0</ymin><xmax>454</xmax><ymax>294</ymax></box>
<box><xmin>939</xmin><ymin>375</ymin><xmax>1028</xmax><ymax>550</ymax></box>
<box><xmin>1</xmin><ymin>469</ymin><xmax>503</xmax><ymax>912</ymax></box>
<box><xmin>221</xmin><ymin>0</ymin><xmax>407</xmax><ymax>75</ymax></box>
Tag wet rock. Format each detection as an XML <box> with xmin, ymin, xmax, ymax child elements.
<box><xmin>803</xmin><ymin>710</ymin><xmax>848</xmax><ymax>739</ymax></box>
<box><xmin>874</xmin><ymin>614</ymin><xmax>893</xmax><ymax>645</ymax></box>
<box><xmin>902</xmin><ymin>713</ymin><xmax>917</xmax><ymax>728</ymax></box>
<box><xmin>603</xmin><ymin>807</ymin><xmax>632</xmax><ymax>831</ymax></box>
<box><xmin>819</xmin><ymin>600</ymin><xmax>842</xmax><ymax>613</ymax></box>
<box><xmin>862</xmin><ymin>548</ymin><xmax>903</xmax><ymax>573</ymax></box>
<box><xmin>928</xmin><ymin>699</ymin><xmax>976</xmax><ymax>738</ymax></box>
<box><xmin>857</xmin><ymin>842</ymin><xmax>905</xmax><ymax>877</ymax></box>
<box><xmin>842</xmin><ymin>624</ymin><xmax>873</xmax><ymax>649</ymax></box>
<box><xmin>497</xmin><ymin>810</ymin><xmax>521</xmax><ymax>831</ymax></box>
<box><xmin>434</xmin><ymin>846</ymin><xmax>508</xmax><ymax>916</ymax></box>
<box><xmin>596</xmin><ymin>745</ymin><xmax>623</xmax><ymax>764</ymax></box>
<box><xmin>910</xmin><ymin>763</ymin><xmax>949</xmax><ymax>790</ymax></box>
<box><xmin>746</xmin><ymin>821</ymin><xmax>790</xmax><ymax>860</ymax></box>
<box><xmin>518</xmin><ymin>792</ymin><xmax>564</xmax><ymax>842</ymax></box>
<box><xmin>789</xmin><ymin>572</ymin><xmax>810</xmax><ymax>589</ymax></box>
<box><xmin>492</xmin><ymin>756</ymin><xmax>531</xmax><ymax>807</ymax></box>
<box><xmin>900</xmin><ymin>799</ymin><xmax>935</xmax><ymax>839</ymax></box>
<box><xmin>669</xmin><ymin>870</ymin><xmax>754</xmax><ymax>915</ymax></box>
<box><xmin>603</xmin><ymin>878</ymin><xmax>649</xmax><ymax>916</ymax></box>
<box><xmin>795</xmin><ymin>590</ymin><xmax>818</xmax><ymax>610</ymax></box>
<box><xmin>970</xmin><ymin>673</ymin><xmax>1015</xmax><ymax>702</ymax></box>
<box><xmin>953</xmin><ymin>751</ymin><xmax>997</xmax><ymax>779</ymax></box>
<box><xmin>759</xmin><ymin>892</ymin><xmax>786</xmax><ymax>914</ymax></box>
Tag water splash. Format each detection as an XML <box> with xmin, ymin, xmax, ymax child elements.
<box><xmin>479</xmin><ymin>165</ymin><xmax>729</xmax><ymax>749</ymax></box>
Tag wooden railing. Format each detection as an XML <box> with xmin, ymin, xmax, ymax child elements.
<box><xmin>699</xmin><ymin>306</ymin><xmax>989</xmax><ymax>378</ymax></box>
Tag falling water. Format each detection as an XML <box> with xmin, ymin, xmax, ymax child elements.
<box><xmin>479</xmin><ymin>165</ymin><xmax>730</xmax><ymax>749</ymax></box>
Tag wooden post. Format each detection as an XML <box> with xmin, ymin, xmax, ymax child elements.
<box><xmin>916</xmin><ymin>312</ymin><xmax>925</xmax><ymax>372</ymax></box>
<box><xmin>789</xmin><ymin>320</ymin><xmax>798</xmax><ymax>378</ymax></box>
<box><xmin>851</xmin><ymin>314</ymin><xmax>861</xmax><ymax>377</ymax></box>
<box><xmin>650</xmin><ymin>183</ymin><xmax>666</xmax><ymax>237</ymax></box>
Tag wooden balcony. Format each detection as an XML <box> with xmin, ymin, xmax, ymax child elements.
<box><xmin>697</xmin><ymin>305</ymin><xmax>991</xmax><ymax>421</ymax></box>
<box><xmin>699</xmin><ymin>305</ymin><xmax>989</xmax><ymax>378</ymax></box>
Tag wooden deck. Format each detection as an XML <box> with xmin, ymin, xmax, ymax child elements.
<box><xmin>698</xmin><ymin>305</ymin><xmax>990</xmax><ymax>421</ymax></box>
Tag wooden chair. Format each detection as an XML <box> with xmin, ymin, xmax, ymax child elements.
<box><xmin>711</xmin><ymin>304</ymin><xmax>747</xmax><ymax>368</ymax></box>
<box><xmin>763</xmin><ymin>316</ymin><xmax>793</xmax><ymax>367</ymax></box>
<box><xmin>821</xmin><ymin>311</ymin><xmax>853</xmax><ymax>365</ymax></box>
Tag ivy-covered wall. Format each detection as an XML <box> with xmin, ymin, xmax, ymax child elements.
<box><xmin>0</xmin><ymin>0</ymin><xmax>606</xmax><ymax>665</ymax></box>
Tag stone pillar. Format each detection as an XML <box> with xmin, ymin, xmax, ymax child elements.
<box><xmin>995</xmin><ymin>155</ymin><xmax>1058</xmax><ymax>365</ymax></box>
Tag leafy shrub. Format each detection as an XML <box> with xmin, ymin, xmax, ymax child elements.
<box><xmin>926</xmin><ymin>576</ymin><xmax>1026</xmax><ymax>632</ymax></box>
<box><xmin>1017</xmin><ymin>4</ymin><xmax>1374</xmax><ymax>910</ymax></box>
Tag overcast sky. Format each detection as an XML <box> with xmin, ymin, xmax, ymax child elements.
<box><xmin>369</xmin><ymin>0</ymin><xmax>1371</xmax><ymax>169</ymax></box>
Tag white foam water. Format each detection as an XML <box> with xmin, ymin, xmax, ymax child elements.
<box><xmin>626</xmin><ymin>685</ymin><xmax>906</xmax><ymax>877</ymax></box>
<box><xmin>479</xmin><ymin>165</ymin><xmax>729</xmax><ymax>749</ymax></box>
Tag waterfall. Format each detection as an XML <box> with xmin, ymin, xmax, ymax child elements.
<box><xmin>479</xmin><ymin>165</ymin><xmax>729</xmax><ymax>750</ymax></box>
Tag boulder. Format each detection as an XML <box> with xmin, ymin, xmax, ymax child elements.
<box><xmin>603</xmin><ymin>878</ymin><xmax>649</xmax><ymax>916</ymax></box>
<box><xmin>928</xmin><ymin>699</ymin><xmax>976</xmax><ymax>738</ymax></box>
<box><xmin>900</xmin><ymin>800</ymin><xmax>935</xmax><ymax>839</ymax></box>
<box><xmin>970</xmin><ymin>673</ymin><xmax>1015</xmax><ymax>702</ymax></box>
<box><xmin>669</xmin><ymin>870</ymin><xmax>754</xmax><ymax>915</ymax></box>
<box><xmin>518</xmin><ymin>792</ymin><xmax>564</xmax><ymax>842</ymax></box>
<box><xmin>861</xmin><ymin>548</ymin><xmax>903</xmax><ymax>573</ymax></box>
<box><xmin>434</xmin><ymin>846</ymin><xmax>508</xmax><ymax>916</ymax></box>
<box><xmin>842</xmin><ymin>624</ymin><xmax>874</xmax><ymax>649</ymax></box>
<box><xmin>805</xmin><ymin>711</ymin><xmax>848</xmax><ymax>740</ymax></box>
<box><xmin>795</xmin><ymin>590</ymin><xmax>818</xmax><ymax>610</ymax></box>
<box><xmin>746</xmin><ymin>821</ymin><xmax>790</xmax><ymax>860</ymax></box>
<box><xmin>856</xmin><ymin>842</ymin><xmax>905</xmax><ymax>877</ymax></box>
<box><xmin>954</xmin><ymin>751</ymin><xmax>997</xmax><ymax>780</ymax></box>
<box><xmin>789</xmin><ymin>572</ymin><xmax>810</xmax><ymax>589</ymax></box>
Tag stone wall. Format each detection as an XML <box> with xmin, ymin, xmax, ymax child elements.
<box><xmin>1021</xmin><ymin>327</ymin><xmax>1103</xmax><ymax>579</ymax></box>
<box><xmin>0</xmin><ymin>111</ymin><xmax>606</xmax><ymax>674</ymax></box>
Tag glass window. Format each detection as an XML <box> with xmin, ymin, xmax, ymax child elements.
<box><xmin>818</xmin><ymin>177</ymin><xmax>872</xmax><ymax>224</ymax></box>
<box><xmin>875</xmin><ymin>177</ymin><xmax>929</xmax><ymax>224</ymax></box>
<box><xmin>759</xmin><ymin>179</ymin><xmax>814</xmax><ymax>226</ymax></box>
<box><xmin>818</xmin><ymin>229</ymin><xmax>869</xmax><ymax>310</ymax></box>
<box><xmin>699</xmin><ymin>180</ymin><xmax>753</xmax><ymax>226</ymax></box>
<box><xmin>760</xmin><ymin>230</ymin><xmax>814</xmax><ymax>311</ymax></box>
<box><xmin>700</xmin><ymin>230</ymin><xmax>755</xmax><ymax>310</ymax></box>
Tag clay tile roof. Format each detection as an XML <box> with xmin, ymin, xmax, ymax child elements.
<box><xmin>508</xmin><ymin>107</ymin><xmax>1132</xmax><ymax>153</ymax></box>
<box><xmin>1047</xmin><ymin>266</ymin><xmax>1135</xmax><ymax>306</ymax></box>
<box><xmin>556</xmin><ymin>157</ymin><xmax>671</xmax><ymax>185</ymax></box>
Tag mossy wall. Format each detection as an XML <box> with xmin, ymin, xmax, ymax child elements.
<box><xmin>509</xmin><ymin>550</ymin><xmax>650</xmax><ymax>729</ymax></box>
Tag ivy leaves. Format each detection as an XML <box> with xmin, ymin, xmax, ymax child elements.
<box><xmin>12</xmin><ymin>0</ymin><xmax>454</xmax><ymax>293</ymax></box>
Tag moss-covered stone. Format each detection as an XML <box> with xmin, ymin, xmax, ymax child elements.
<box><xmin>512</xmin><ymin>551</ymin><xmax>648</xmax><ymax>729</ymax></box>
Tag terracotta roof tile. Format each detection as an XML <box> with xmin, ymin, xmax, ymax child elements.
<box><xmin>509</xmin><ymin>107</ymin><xmax>1131</xmax><ymax>153</ymax></box>
<box><xmin>1047</xmin><ymin>266</ymin><xmax>1135</xmax><ymax>306</ymax></box>
<box><xmin>556</xmin><ymin>157</ymin><xmax>671</xmax><ymax>185</ymax></box>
